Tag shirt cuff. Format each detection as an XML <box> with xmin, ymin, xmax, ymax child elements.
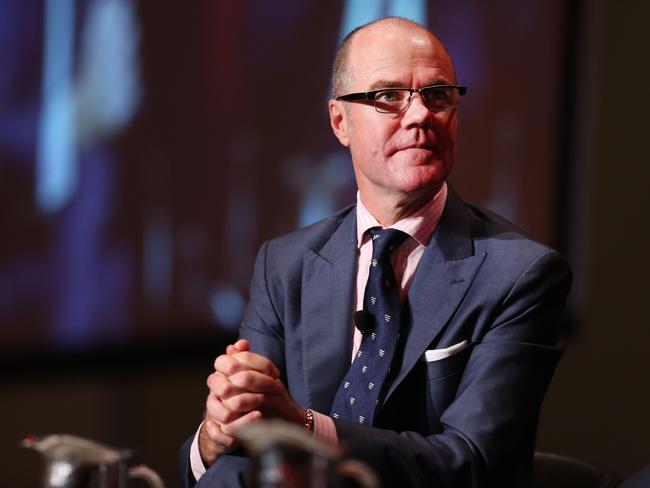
<box><xmin>190</xmin><ymin>422</ymin><xmax>207</xmax><ymax>481</ymax></box>
<box><xmin>312</xmin><ymin>410</ymin><xmax>338</xmax><ymax>445</ymax></box>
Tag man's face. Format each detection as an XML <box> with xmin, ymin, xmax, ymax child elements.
<box><xmin>329</xmin><ymin>21</ymin><xmax>459</xmax><ymax>204</ymax></box>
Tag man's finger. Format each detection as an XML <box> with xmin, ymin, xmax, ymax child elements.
<box><xmin>229</xmin><ymin>351</ymin><xmax>280</xmax><ymax>379</ymax></box>
<box><xmin>214</xmin><ymin>354</ymin><xmax>248</xmax><ymax>376</ymax></box>
<box><xmin>219</xmin><ymin>409</ymin><xmax>262</xmax><ymax>437</ymax></box>
<box><xmin>198</xmin><ymin>418</ymin><xmax>239</xmax><ymax>465</ymax></box>
<box><xmin>215</xmin><ymin>350</ymin><xmax>280</xmax><ymax>379</ymax></box>
<box><xmin>226</xmin><ymin>339</ymin><xmax>250</xmax><ymax>355</ymax></box>
<box><xmin>219</xmin><ymin>391</ymin><xmax>267</xmax><ymax>414</ymax></box>
<box><xmin>206</xmin><ymin>392</ymin><xmax>243</xmax><ymax>424</ymax></box>
<box><xmin>207</xmin><ymin>371</ymin><xmax>244</xmax><ymax>400</ymax></box>
<box><xmin>227</xmin><ymin>369</ymin><xmax>283</xmax><ymax>394</ymax></box>
<box><xmin>204</xmin><ymin>420</ymin><xmax>238</xmax><ymax>451</ymax></box>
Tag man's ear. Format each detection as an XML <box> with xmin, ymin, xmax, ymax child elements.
<box><xmin>328</xmin><ymin>99</ymin><xmax>350</xmax><ymax>147</ymax></box>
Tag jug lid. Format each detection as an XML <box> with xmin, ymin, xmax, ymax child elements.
<box><xmin>21</xmin><ymin>434</ymin><xmax>131</xmax><ymax>465</ymax></box>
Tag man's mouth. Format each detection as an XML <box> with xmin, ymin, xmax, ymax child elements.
<box><xmin>392</xmin><ymin>143</ymin><xmax>437</xmax><ymax>155</ymax></box>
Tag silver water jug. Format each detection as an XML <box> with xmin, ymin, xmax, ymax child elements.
<box><xmin>238</xmin><ymin>420</ymin><xmax>378</xmax><ymax>488</ymax></box>
<box><xmin>21</xmin><ymin>434</ymin><xmax>164</xmax><ymax>488</ymax></box>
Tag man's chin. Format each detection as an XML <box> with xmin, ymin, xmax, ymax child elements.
<box><xmin>392</xmin><ymin>147</ymin><xmax>451</xmax><ymax>168</ymax></box>
<box><xmin>392</xmin><ymin>167</ymin><xmax>448</xmax><ymax>195</ymax></box>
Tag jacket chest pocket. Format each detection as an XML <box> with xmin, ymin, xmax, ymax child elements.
<box><xmin>426</xmin><ymin>343</ymin><xmax>473</xmax><ymax>420</ymax></box>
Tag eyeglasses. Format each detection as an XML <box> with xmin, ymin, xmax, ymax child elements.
<box><xmin>335</xmin><ymin>84</ymin><xmax>467</xmax><ymax>114</ymax></box>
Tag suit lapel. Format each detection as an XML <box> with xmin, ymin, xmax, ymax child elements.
<box><xmin>301</xmin><ymin>210</ymin><xmax>358</xmax><ymax>412</ymax></box>
<box><xmin>385</xmin><ymin>188</ymin><xmax>486</xmax><ymax>401</ymax></box>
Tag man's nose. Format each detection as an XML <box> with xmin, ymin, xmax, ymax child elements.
<box><xmin>401</xmin><ymin>91</ymin><xmax>431</xmax><ymax>126</ymax></box>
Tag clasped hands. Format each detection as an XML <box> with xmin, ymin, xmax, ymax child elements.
<box><xmin>199</xmin><ymin>339</ymin><xmax>304</xmax><ymax>466</ymax></box>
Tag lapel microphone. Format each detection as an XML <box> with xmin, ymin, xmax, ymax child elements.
<box><xmin>353</xmin><ymin>310</ymin><xmax>375</xmax><ymax>335</ymax></box>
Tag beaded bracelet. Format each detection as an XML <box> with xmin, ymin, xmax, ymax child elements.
<box><xmin>304</xmin><ymin>409</ymin><xmax>314</xmax><ymax>432</ymax></box>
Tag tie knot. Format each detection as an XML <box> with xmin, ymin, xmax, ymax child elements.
<box><xmin>368</xmin><ymin>228</ymin><xmax>408</xmax><ymax>260</ymax></box>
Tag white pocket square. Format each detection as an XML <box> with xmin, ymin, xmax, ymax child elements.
<box><xmin>423</xmin><ymin>339</ymin><xmax>470</xmax><ymax>362</ymax></box>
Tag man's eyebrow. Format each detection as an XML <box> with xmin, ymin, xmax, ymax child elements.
<box><xmin>424</xmin><ymin>78</ymin><xmax>454</xmax><ymax>86</ymax></box>
<box><xmin>367</xmin><ymin>78</ymin><xmax>454</xmax><ymax>91</ymax></box>
<box><xmin>423</xmin><ymin>78</ymin><xmax>454</xmax><ymax>87</ymax></box>
<box><xmin>368</xmin><ymin>80</ymin><xmax>408</xmax><ymax>91</ymax></box>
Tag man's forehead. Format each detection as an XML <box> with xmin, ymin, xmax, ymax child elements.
<box><xmin>349</xmin><ymin>25</ymin><xmax>454</xmax><ymax>88</ymax></box>
<box><xmin>351</xmin><ymin>45</ymin><xmax>455</xmax><ymax>89</ymax></box>
<box><xmin>351</xmin><ymin>20</ymin><xmax>443</xmax><ymax>54</ymax></box>
<box><xmin>364</xmin><ymin>62</ymin><xmax>454</xmax><ymax>85</ymax></box>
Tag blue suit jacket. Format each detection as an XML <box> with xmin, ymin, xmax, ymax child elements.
<box><xmin>179</xmin><ymin>188</ymin><xmax>572</xmax><ymax>487</ymax></box>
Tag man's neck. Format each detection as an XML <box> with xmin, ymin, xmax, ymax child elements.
<box><xmin>360</xmin><ymin>184</ymin><xmax>444</xmax><ymax>226</ymax></box>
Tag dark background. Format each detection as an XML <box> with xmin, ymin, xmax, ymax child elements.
<box><xmin>1</xmin><ymin>1</ymin><xmax>649</xmax><ymax>486</ymax></box>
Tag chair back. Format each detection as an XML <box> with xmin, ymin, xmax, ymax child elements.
<box><xmin>619</xmin><ymin>464</ymin><xmax>650</xmax><ymax>488</ymax></box>
<box><xmin>534</xmin><ymin>452</ymin><xmax>620</xmax><ymax>488</ymax></box>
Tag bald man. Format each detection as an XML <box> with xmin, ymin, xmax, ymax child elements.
<box><xmin>179</xmin><ymin>18</ymin><xmax>571</xmax><ymax>488</ymax></box>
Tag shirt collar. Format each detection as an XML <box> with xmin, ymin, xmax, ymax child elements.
<box><xmin>355</xmin><ymin>182</ymin><xmax>448</xmax><ymax>249</ymax></box>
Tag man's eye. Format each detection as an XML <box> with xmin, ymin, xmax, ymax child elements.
<box><xmin>425</xmin><ymin>88</ymin><xmax>450</xmax><ymax>102</ymax></box>
<box><xmin>375</xmin><ymin>90</ymin><xmax>402</xmax><ymax>103</ymax></box>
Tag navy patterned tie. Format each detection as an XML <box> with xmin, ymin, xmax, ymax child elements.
<box><xmin>330</xmin><ymin>228</ymin><xmax>408</xmax><ymax>425</ymax></box>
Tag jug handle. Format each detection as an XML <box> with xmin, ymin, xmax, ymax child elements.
<box><xmin>338</xmin><ymin>460</ymin><xmax>379</xmax><ymax>488</ymax></box>
<box><xmin>127</xmin><ymin>464</ymin><xmax>165</xmax><ymax>488</ymax></box>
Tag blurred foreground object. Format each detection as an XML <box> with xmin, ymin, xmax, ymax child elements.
<box><xmin>21</xmin><ymin>434</ymin><xmax>164</xmax><ymax>488</ymax></box>
<box><xmin>238</xmin><ymin>420</ymin><xmax>378</xmax><ymax>488</ymax></box>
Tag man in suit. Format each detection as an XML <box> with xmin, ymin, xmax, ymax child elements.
<box><xmin>179</xmin><ymin>17</ymin><xmax>572</xmax><ymax>487</ymax></box>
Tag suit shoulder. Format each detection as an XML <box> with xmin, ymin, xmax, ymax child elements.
<box><xmin>465</xmin><ymin>203</ymin><xmax>570</xmax><ymax>270</ymax></box>
<box><xmin>262</xmin><ymin>204</ymin><xmax>356</xmax><ymax>262</ymax></box>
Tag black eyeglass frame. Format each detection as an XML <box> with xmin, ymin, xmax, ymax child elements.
<box><xmin>335</xmin><ymin>84</ymin><xmax>467</xmax><ymax>114</ymax></box>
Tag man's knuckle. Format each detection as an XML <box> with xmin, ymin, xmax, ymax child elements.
<box><xmin>214</xmin><ymin>354</ymin><xmax>227</xmax><ymax>369</ymax></box>
<box><xmin>241</xmin><ymin>370</ymin><xmax>256</xmax><ymax>384</ymax></box>
<box><xmin>204</xmin><ymin>422</ymin><xmax>217</xmax><ymax>439</ymax></box>
<box><xmin>206</xmin><ymin>394</ymin><xmax>218</xmax><ymax>413</ymax></box>
<box><xmin>222</xmin><ymin>410</ymin><xmax>238</xmax><ymax>423</ymax></box>
<box><xmin>214</xmin><ymin>381</ymin><xmax>230</xmax><ymax>398</ymax></box>
<box><xmin>226</xmin><ymin>362</ymin><xmax>240</xmax><ymax>376</ymax></box>
<box><xmin>255</xmin><ymin>393</ymin><xmax>268</xmax><ymax>407</ymax></box>
<box><xmin>229</xmin><ymin>396</ymin><xmax>244</xmax><ymax>412</ymax></box>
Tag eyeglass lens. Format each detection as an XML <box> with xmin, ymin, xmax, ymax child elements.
<box><xmin>374</xmin><ymin>86</ymin><xmax>460</xmax><ymax>114</ymax></box>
